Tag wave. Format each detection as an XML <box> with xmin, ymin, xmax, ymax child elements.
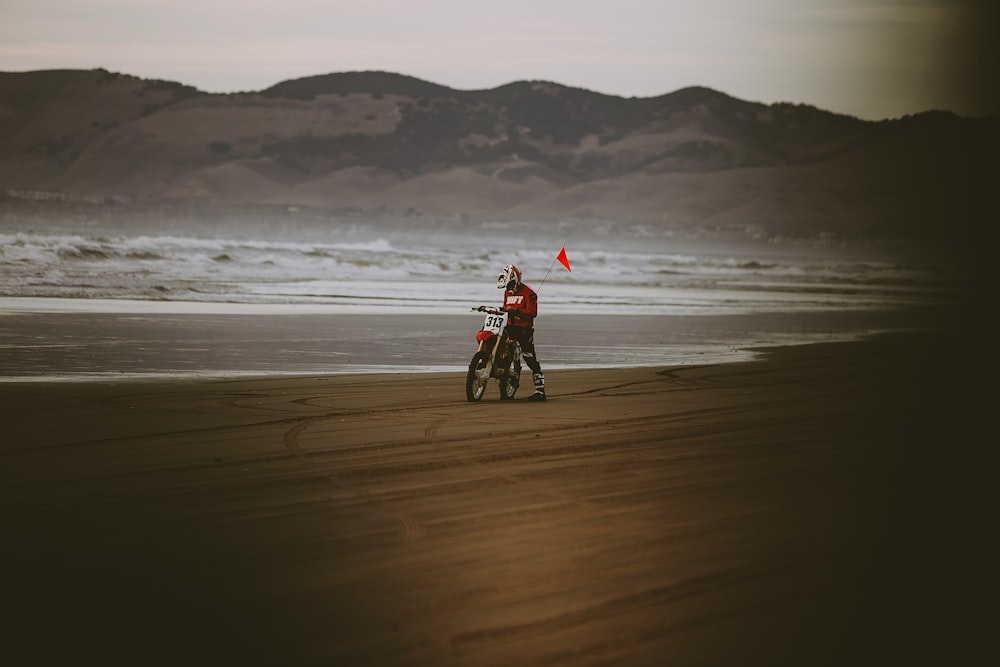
<box><xmin>0</xmin><ymin>228</ymin><xmax>948</xmax><ymax>314</ymax></box>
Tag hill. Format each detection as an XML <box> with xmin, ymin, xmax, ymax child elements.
<box><xmin>1</xmin><ymin>68</ymin><xmax>996</xmax><ymax>242</ymax></box>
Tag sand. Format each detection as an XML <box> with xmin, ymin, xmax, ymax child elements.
<box><xmin>1</xmin><ymin>330</ymin><xmax>988</xmax><ymax>666</ymax></box>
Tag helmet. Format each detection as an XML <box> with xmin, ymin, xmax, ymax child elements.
<box><xmin>497</xmin><ymin>264</ymin><xmax>521</xmax><ymax>292</ymax></box>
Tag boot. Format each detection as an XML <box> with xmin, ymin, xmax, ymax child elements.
<box><xmin>528</xmin><ymin>372</ymin><xmax>546</xmax><ymax>401</ymax></box>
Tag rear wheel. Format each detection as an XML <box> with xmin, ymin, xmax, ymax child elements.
<box><xmin>466</xmin><ymin>351</ymin><xmax>489</xmax><ymax>402</ymax></box>
<box><xmin>499</xmin><ymin>345</ymin><xmax>521</xmax><ymax>400</ymax></box>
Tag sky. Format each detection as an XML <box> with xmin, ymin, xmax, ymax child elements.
<box><xmin>1</xmin><ymin>0</ymin><xmax>997</xmax><ymax>120</ymax></box>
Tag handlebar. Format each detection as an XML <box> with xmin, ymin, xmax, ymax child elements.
<box><xmin>473</xmin><ymin>306</ymin><xmax>507</xmax><ymax>314</ymax></box>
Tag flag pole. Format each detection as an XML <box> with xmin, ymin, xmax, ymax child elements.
<box><xmin>535</xmin><ymin>256</ymin><xmax>559</xmax><ymax>293</ymax></box>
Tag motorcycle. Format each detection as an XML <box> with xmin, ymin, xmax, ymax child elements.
<box><xmin>466</xmin><ymin>306</ymin><xmax>522</xmax><ymax>402</ymax></box>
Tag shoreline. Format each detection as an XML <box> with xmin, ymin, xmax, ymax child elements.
<box><xmin>2</xmin><ymin>328</ymin><xmax>987</xmax><ymax>664</ymax></box>
<box><xmin>0</xmin><ymin>306</ymin><xmax>946</xmax><ymax>382</ymax></box>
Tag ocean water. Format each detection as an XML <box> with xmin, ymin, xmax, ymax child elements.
<box><xmin>0</xmin><ymin>224</ymin><xmax>953</xmax><ymax>380</ymax></box>
<box><xmin>0</xmin><ymin>227</ymin><xmax>944</xmax><ymax>313</ymax></box>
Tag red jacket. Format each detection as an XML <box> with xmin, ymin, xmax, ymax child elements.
<box><xmin>503</xmin><ymin>283</ymin><xmax>538</xmax><ymax>328</ymax></box>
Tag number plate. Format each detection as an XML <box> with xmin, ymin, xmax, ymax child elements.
<box><xmin>483</xmin><ymin>313</ymin><xmax>505</xmax><ymax>335</ymax></box>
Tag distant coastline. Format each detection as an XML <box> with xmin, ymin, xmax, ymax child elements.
<box><xmin>2</xmin><ymin>69</ymin><xmax>995</xmax><ymax>247</ymax></box>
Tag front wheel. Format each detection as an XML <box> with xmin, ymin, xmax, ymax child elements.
<box><xmin>466</xmin><ymin>351</ymin><xmax>489</xmax><ymax>402</ymax></box>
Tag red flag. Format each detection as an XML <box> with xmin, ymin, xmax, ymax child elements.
<box><xmin>556</xmin><ymin>246</ymin><xmax>571</xmax><ymax>272</ymax></box>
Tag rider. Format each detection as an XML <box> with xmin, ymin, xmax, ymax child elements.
<box><xmin>497</xmin><ymin>264</ymin><xmax>546</xmax><ymax>401</ymax></box>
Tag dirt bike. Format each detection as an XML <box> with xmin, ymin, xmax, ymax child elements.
<box><xmin>466</xmin><ymin>306</ymin><xmax>522</xmax><ymax>402</ymax></box>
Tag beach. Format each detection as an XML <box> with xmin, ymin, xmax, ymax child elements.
<box><xmin>2</xmin><ymin>327</ymin><xmax>986</xmax><ymax>665</ymax></box>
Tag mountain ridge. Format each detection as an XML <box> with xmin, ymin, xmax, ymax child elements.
<box><xmin>1</xmin><ymin>68</ymin><xmax>995</xmax><ymax>241</ymax></box>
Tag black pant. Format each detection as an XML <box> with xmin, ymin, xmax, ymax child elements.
<box><xmin>505</xmin><ymin>326</ymin><xmax>542</xmax><ymax>375</ymax></box>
